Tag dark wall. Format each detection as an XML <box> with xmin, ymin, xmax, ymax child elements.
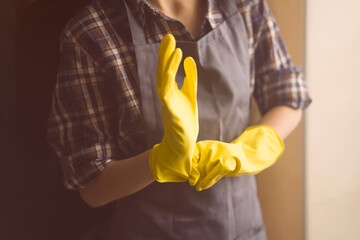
<box><xmin>0</xmin><ymin>1</ymin><xmax>20</xmax><ymax>239</ymax></box>
<box><xmin>1</xmin><ymin>1</ymin><xmax>113</xmax><ymax>239</ymax></box>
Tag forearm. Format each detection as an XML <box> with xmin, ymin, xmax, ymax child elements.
<box><xmin>79</xmin><ymin>149</ymin><xmax>155</xmax><ymax>207</ymax></box>
<box><xmin>257</xmin><ymin>106</ymin><xmax>303</xmax><ymax>140</ymax></box>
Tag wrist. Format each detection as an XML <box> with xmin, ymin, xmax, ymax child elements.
<box><xmin>149</xmin><ymin>141</ymin><xmax>194</xmax><ymax>183</ymax></box>
<box><xmin>148</xmin><ymin>143</ymin><xmax>162</xmax><ymax>182</ymax></box>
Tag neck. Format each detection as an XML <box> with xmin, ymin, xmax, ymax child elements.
<box><xmin>146</xmin><ymin>0</ymin><xmax>208</xmax><ymax>39</ymax></box>
<box><xmin>147</xmin><ymin>0</ymin><xmax>200</xmax><ymax>15</ymax></box>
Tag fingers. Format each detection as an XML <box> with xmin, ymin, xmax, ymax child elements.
<box><xmin>157</xmin><ymin>35</ymin><xmax>199</xmax><ymax>104</ymax></box>
<box><xmin>189</xmin><ymin>164</ymin><xmax>200</xmax><ymax>186</ymax></box>
<box><xmin>159</xmin><ymin>48</ymin><xmax>182</xmax><ymax>100</ymax></box>
<box><xmin>189</xmin><ymin>144</ymin><xmax>201</xmax><ymax>186</ymax></box>
<box><xmin>193</xmin><ymin>145</ymin><xmax>237</xmax><ymax>191</ymax></box>
<box><xmin>166</xmin><ymin>48</ymin><xmax>183</xmax><ymax>77</ymax></box>
<box><xmin>157</xmin><ymin>34</ymin><xmax>176</xmax><ymax>92</ymax></box>
<box><xmin>196</xmin><ymin>162</ymin><xmax>230</xmax><ymax>191</ymax></box>
<box><xmin>158</xmin><ymin>34</ymin><xmax>175</xmax><ymax>74</ymax></box>
<box><xmin>181</xmin><ymin>57</ymin><xmax>198</xmax><ymax>104</ymax></box>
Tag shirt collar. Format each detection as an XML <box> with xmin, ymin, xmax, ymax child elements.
<box><xmin>125</xmin><ymin>0</ymin><xmax>146</xmax><ymax>29</ymax></box>
<box><xmin>127</xmin><ymin>0</ymin><xmax>224</xmax><ymax>30</ymax></box>
<box><xmin>206</xmin><ymin>0</ymin><xmax>224</xmax><ymax>29</ymax></box>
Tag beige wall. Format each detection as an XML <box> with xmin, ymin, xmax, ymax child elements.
<box><xmin>256</xmin><ymin>0</ymin><xmax>306</xmax><ymax>240</ymax></box>
<box><xmin>305</xmin><ymin>0</ymin><xmax>360</xmax><ymax>239</ymax></box>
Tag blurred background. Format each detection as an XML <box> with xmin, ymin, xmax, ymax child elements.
<box><xmin>1</xmin><ymin>0</ymin><xmax>359</xmax><ymax>239</ymax></box>
<box><xmin>256</xmin><ymin>0</ymin><xmax>360</xmax><ymax>239</ymax></box>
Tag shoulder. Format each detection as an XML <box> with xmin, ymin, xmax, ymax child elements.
<box><xmin>235</xmin><ymin>0</ymin><xmax>269</xmax><ymax>16</ymax></box>
<box><xmin>235</xmin><ymin>0</ymin><xmax>251</xmax><ymax>13</ymax></box>
<box><xmin>60</xmin><ymin>0</ymin><xmax>131</xmax><ymax>60</ymax></box>
<box><xmin>234</xmin><ymin>0</ymin><xmax>270</xmax><ymax>38</ymax></box>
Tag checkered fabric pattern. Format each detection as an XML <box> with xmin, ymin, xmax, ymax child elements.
<box><xmin>47</xmin><ymin>0</ymin><xmax>311</xmax><ymax>190</ymax></box>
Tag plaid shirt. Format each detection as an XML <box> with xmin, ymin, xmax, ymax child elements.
<box><xmin>47</xmin><ymin>0</ymin><xmax>312</xmax><ymax>190</ymax></box>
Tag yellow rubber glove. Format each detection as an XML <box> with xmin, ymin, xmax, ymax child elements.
<box><xmin>190</xmin><ymin>125</ymin><xmax>284</xmax><ymax>191</ymax></box>
<box><xmin>149</xmin><ymin>34</ymin><xmax>199</xmax><ymax>183</ymax></box>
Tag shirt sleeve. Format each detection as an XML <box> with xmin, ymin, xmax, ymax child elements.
<box><xmin>251</xmin><ymin>0</ymin><xmax>312</xmax><ymax>115</ymax></box>
<box><xmin>47</xmin><ymin>31</ymin><xmax>120</xmax><ymax>190</ymax></box>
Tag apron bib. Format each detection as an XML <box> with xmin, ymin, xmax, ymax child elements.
<box><xmin>109</xmin><ymin>0</ymin><xmax>267</xmax><ymax>239</ymax></box>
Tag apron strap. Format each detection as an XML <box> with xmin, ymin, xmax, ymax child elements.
<box><xmin>124</xmin><ymin>0</ymin><xmax>147</xmax><ymax>46</ymax></box>
<box><xmin>218</xmin><ymin>0</ymin><xmax>239</xmax><ymax>19</ymax></box>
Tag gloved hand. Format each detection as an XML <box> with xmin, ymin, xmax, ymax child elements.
<box><xmin>190</xmin><ymin>125</ymin><xmax>284</xmax><ymax>191</ymax></box>
<box><xmin>149</xmin><ymin>34</ymin><xmax>200</xmax><ymax>183</ymax></box>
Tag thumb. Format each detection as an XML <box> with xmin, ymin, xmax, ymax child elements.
<box><xmin>196</xmin><ymin>161</ymin><xmax>232</xmax><ymax>191</ymax></box>
<box><xmin>189</xmin><ymin>143</ymin><xmax>201</xmax><ymax>186</ymax></box>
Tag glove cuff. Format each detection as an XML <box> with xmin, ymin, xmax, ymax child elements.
<box><xmin>148</xmin><ymin>143</ymin><xmax>162</xmax><ymax>182</ymax></box>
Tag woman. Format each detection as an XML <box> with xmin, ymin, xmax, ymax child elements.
<box><xmin>47</xmin><ymin>0</ymin><xmax>311</xmax><ymax>239</ymax></box>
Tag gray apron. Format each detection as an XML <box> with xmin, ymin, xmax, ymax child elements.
<box><xmin>108</xmin><ymin>0</ymin><xmax>267</xmax><ymax>239</ymax></box>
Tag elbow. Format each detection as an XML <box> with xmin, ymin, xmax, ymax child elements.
<box><xmin>294</xmin><ymin>108</ymin><xmax>304</xmax><ymax>126</ymax></box>
<box><xmin>79</xmin><ymin>187</ymin><xmax>107</xmax><ymax>208</ymax></box>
